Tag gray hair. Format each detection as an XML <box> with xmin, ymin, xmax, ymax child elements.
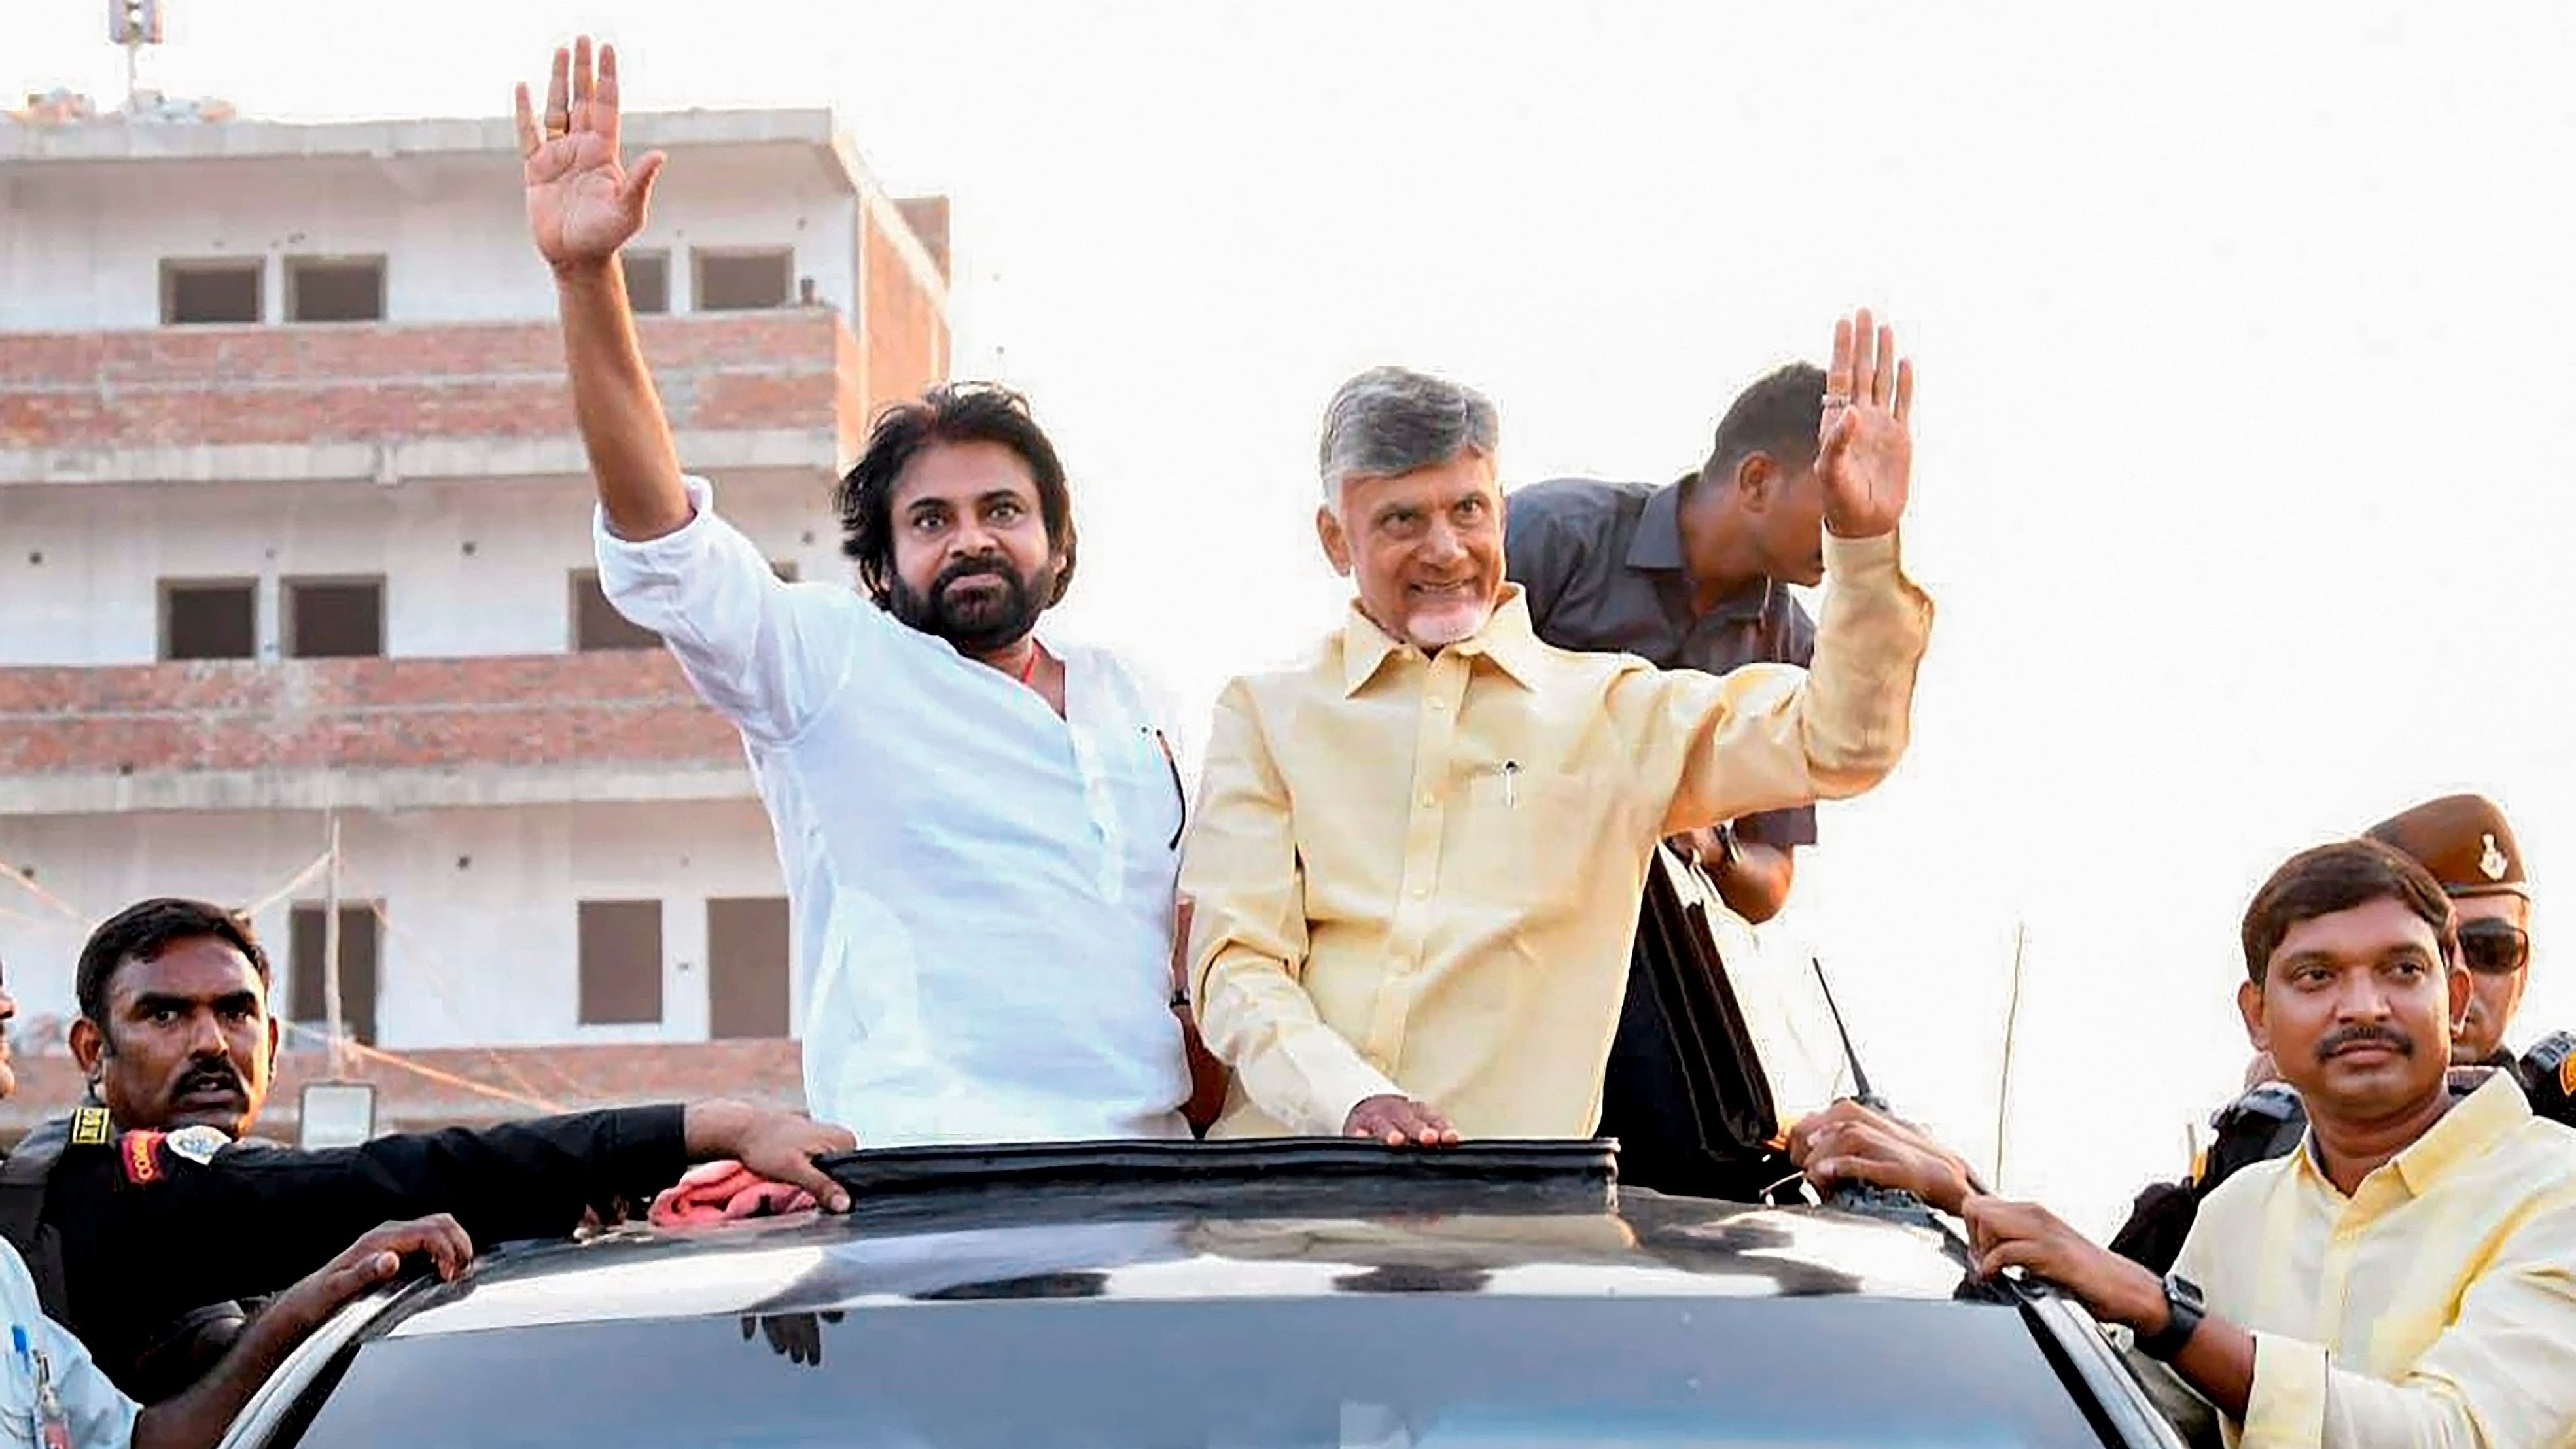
<box><xmin>1316</xmin><ymin>366</ymin><xmax>1500</xmax><ymax>500</ymax></box>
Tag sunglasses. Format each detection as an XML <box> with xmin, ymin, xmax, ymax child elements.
<box><xmin>2458</xmin><ymin>919</ymin><xmax>2531</xmax><ymax>975</ymax></box>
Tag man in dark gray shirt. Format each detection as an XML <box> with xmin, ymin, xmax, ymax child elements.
<box><xmin>1504</xmin><ymin>359</ymin><xmax>1833</xmax><ymax>1195</ymax></box>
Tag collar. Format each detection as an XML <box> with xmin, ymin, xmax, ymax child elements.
<box><xmin>1627</xmin><ymin>475</ymin><xmax>1782</xmax><ymax>625</ymax></box>
<box><xmin>2300</xmin><ymin>1071</ymin><xmax>2532</xmax><ymax>1200</ymax></box>
<box><xmin>1624</xmin><ymin>476</ymin><xmax>1691</xmax><ymax>571</ymax></box>
<box><xmin>1340</xmin><ymin>585</ymin><xmax>1547</xmax><ymax>697</ymax></box>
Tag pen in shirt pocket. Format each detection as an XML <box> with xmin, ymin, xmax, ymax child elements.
<box><xmin>1501</xmin><ymin>759</ymin><xmax>1519</xmax><ymax>809</ymax></box>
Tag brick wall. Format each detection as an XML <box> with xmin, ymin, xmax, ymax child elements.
<box><xmin>864</xmin><ymin>208</ymin><xmax>949</xmax><ymax>419</ymax></box>
<box><xmin>0</xmin><ymin>309</ymin><xmax>861</xmax><ymax>453</ymax></box>
<box><xmin>0</xmin><ymin>652</ymin><xmax>743</xmax><ymax>776</ymax></box>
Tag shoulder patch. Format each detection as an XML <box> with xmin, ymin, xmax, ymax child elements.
<box><xmin>67</xmin><ymin>1108</ymin><xmax>111</xmax><ymax>1147</ymax></box>
<box><xmin>120</xmin><ymin>1131</ymin><xmax>166</xmax><ymax>1187</ymax></box>
<box><xmin>2560</xmin><ymin>1053</ymin><xmax>2575</xmax><ymax>1098</ymax></box>
<box><xmin>165</xmin><ymin>1125</ymin><xmax>230</xmax><ymax>1166</ymax></box>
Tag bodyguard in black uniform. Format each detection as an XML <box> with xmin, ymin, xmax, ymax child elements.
<box><xmin>2109</xmin><ymin>794</ymin><xmax>2572</xmax><ymax>1273</ymax></box>
<box><xmin>2</xmin><ymin>898</ymin><xmax>855</xmax><ymax>1399</ymax></box>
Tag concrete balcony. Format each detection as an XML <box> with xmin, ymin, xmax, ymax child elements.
<box><xmin>0</xmin><ymin>650</ymin><xmax>749</xmax><ymax>815</ymax></box>
<box><xmin>0</xmin><ymin>307</ymin><xmax>888</xmax><ymax>488</ymax></box>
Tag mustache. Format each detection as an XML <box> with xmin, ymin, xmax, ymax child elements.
<box><xmin>934</xmin><ymin>557</ymin><xmax>1016</xmax><ymax>593</ymax></box>
<box><xmin>171</xmin><ymin>1060</ymin><xmax>245</xmax><ymax>1099</ymax></box>
<box><xmin>2315</xmin><ymin>1024</ymin><xmax>2415</xmax><ymax>1062</ymax></box>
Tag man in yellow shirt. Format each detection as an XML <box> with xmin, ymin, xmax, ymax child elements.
<box><xmin>1793</xmin><ymin>839</ymin><xmax>2576</xmax><ymax>1449</ymax></box>
<box><xmin>1180</xmin><ymin>311</ymin><xmax>1933</xmax><ymax>1145</ymax></box>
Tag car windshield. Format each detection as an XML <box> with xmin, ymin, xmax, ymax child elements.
<box><xmin>283</xmin><ymin>1294</ymin><xmax>2112</xmax><ymax>1449</ymax></box>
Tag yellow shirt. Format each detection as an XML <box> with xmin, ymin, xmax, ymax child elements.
<box><xmin>2165</xmin><ymin>1074</ymin><xmax>2576</xmax><ymax>1449</ymax></box>
<box><xmin>1180</xmin><ymin>531</ymin><xmax>1932</xmax><ymax>1139</ymax></box>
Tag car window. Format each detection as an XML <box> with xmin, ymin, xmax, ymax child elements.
<box><xmin>279</xmin><ymin>1294</ymin><xmax>2116</xmax><ymax>1449</ymax></box>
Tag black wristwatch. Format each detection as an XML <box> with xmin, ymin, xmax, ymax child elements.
<box><xmin>2134</xmin><ymin>1274</ymin><xmax>2205</xmax><ymax>1361</ymax></box>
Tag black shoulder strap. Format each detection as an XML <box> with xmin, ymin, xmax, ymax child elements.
<box><xmin>0</xmin><ymin>1112</ymin><xmax>94</xmax><ymax>1323</ymax></box>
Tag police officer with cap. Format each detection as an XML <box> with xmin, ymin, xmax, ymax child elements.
<box><xmin>2109</xmin><ymin>792</ymin><xmax>2575</xmax><ymax>1273</ymax></box>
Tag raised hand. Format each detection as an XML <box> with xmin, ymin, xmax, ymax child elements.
<box><xmin>514</xmin><ymin>37</ymin><xmax>666</xmax><ymax>275</ymax></box>
<box><xmin>1816</xmin><ymin>309</ymin><xmax>1916</xmax><ymax>540</ymax></box>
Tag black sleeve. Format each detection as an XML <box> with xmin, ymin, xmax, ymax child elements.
<box><xmin>55</xmin><ymin>1106</ymin><xmax>687</xmax><ymax>1377</ymax></box>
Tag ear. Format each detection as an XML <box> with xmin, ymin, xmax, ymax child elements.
<box><xmin>69</xmin><ymin>1017</ymin><xmax>105</xmax><ymax>1081</ymax></box>
<box><xmin>264</xmin><ymin>1013</ymin><xmax>283</xmax><ymax>1070</ymax></box>
<box><xmin>1315</xmin><ymin>504</ymin><xmax>1354</xmax><ymax>578</ymax></box>
<box><xmin>2236</xmin><ymin>978</ymin><xmax>2270</xmax><ymax>1053</ymax></box>
<box><xmin>1733</xmin><ymin>452</ymin><xmax>1776</xmax><ymax>512</ymax></box>
<box><xmin>2447</xmin><ymin>952</ymin><xmax>2475</xmax><ymax>1030</ymax></box>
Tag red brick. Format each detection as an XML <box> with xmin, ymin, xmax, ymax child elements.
<box><xmin>0</xmin><ymin>652</ymin><xmax>744</xmax><ymax>776</ymax></box>
<box><xmin>0</xmin><ymin>309</ymin><xmax>914</xmax><ymax>453</ymax></box>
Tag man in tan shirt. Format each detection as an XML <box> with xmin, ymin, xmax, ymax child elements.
<box><xmin>1180</xmin><ymin>312</ymin><xmax>1934</xmax><ymax>1145</ymax></box>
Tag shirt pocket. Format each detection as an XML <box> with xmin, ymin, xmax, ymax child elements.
<box><xmin>1450</xmin><ymin>763</ymin><xmax>1620</xmax><ymax>903</ymax></box>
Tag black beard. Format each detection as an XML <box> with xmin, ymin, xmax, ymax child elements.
<box><xmin>888</xmin><ymin>558</ymin><xmax>1048</xmax><ymax>655</ymax></box>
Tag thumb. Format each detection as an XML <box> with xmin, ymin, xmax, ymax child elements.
<box><xmin>622</xmin><ymin>150</ymin><xmax>668</xmax><ymax>221</ymax></box>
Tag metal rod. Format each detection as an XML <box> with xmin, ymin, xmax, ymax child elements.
<box><xmin>322</xmin><ymin>812</ymin><xmax>346</xmax><ymax>1078</ymax></box>
<box><xmin>1993</xmin><ymin>920</ymin><xmax>2030</xmax><ymax>1190</ymax></box>
<box><xmin>1809</xmin><ymin>956</ymin><xmax>1879</xmax><ymax>1108</ymax></box>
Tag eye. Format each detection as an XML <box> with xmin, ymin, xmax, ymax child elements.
<box><xmin>909</xmin><ymin>510</ymin><xmax>947</xmax><ymax>534</ymax></box>
<box><xmin>1455</xmin><ymin>495</ymin><xmax>1489</xmax><ymax>519</ymax></box>
<box><xmin>989</xmin><ymin>499</ymin><xmax>1026</xmax><ymax>523</ymax></box>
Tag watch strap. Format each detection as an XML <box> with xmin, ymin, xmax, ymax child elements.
<box><xmin>2136</xmin><ymin>1274</ymin><xmax>2206</xmax><ymax>1361</ymax></box>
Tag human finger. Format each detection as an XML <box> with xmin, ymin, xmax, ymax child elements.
<box><xmin>544</xmin><ymin>46</ymin><xmax>571</xmax><ymax>134</ymax></box>
<box><xmin>771</xmin><ymin>1152</ymin><xmax>850</xmax><ymax>1214</ymax></box>
<box><xmin>1824</xmin><ymin>316</ymin><xmax>1856</xmax><ymax>412</ymax></box>
<box><xmin>513</xmin><ymin>82</ymin><xmax>542</xmax><ymax>158</ymax></box>
<box><xmin>1893</xmin><ymin>357</ymin><xmax>1915</xmax><ymax>424</ymax></box>
<box><xmin>1848</xmin><ymin>308</ymin><xmax>1879</xmax><ymax>411</ymax></box>
<box><xmin>571</xmin><ymin>36</ymin><xmax>595</xmax><ymax>127</ymax></box>
<box><xmin>1871</xmin><ymin>323</ymin><xmax>1896</xmax><ymax>408</ymax></box>
<box><xmin>597</xmin><ymin>42</ymin><xmax>626</xmax><ymax>154</ymax></box>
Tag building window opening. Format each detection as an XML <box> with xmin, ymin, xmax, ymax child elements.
<box><xmin>283</xmin><ymin>578</ymin><xmax>385</xmax><ymax>659</ymax></box>
<box><xmin>625</xmin><ymin>251</ymin><xmax>671</xmax><ymax>314</ymax></box>
<box><xmin>160</xmin><ymin>580</ymin><xmax>257</xmax><ymax>661</ymax></box>
<box><xmin>289</xmin><ymin>903</ymin><xmax>381</xmax><ymax>1047</ymax></box>
<box><xmin>579</xmin><ymin>899</ymin><xmax>664</xmax><ymax>1025</ymax></box>
<box><xmin>162</xmin><ymin>260</ymin><xmax>262</xmax><ymax>325</ymax></box>
<box><xmin>693</xmin><ymin>249</ymin><xmax>793</xmax><ymax>311</ymax></box>
<box><xmin>286</xmin><ymin>256</ymin><xmax>387</xmax><ymax>323</ymax></box>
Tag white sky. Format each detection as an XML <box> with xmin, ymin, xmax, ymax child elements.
<box><xmin>11</xmin><ymin>0</ymin><xmax>2576</xmax><ymax>1235</ymax></box>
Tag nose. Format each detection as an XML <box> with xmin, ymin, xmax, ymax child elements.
<box><xmin>946</xmin><ymin>517</ymin><xmax>1000</xmax><ymax>561</ymax></box>
<box><xmin>1419</xmin><ymin>517</ymin><xmax>1467</xmax><ymax>566</ymax></box>
<box><xmin>2330</xmin><ymin>973</ymin><xmax>2399</xmax><ymax>1024</ymax></box>
<box><xmin>184</xmin><ymin>1008</ymin><xmax>229</xmax><ymax>1060</ymax></box>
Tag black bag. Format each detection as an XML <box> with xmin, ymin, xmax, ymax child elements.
<box><xmin>1596</xmin><ymin>848</ymin><xmax>1791</xmax><ymax>1200</ymax></box>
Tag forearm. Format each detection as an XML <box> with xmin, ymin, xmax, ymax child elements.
<box><xmin>130</xmin><ymin>1298</ymin><xmax>322</xmax><ymax>1449</ymax></box>
<box><xmin>1797</xmin><ymin>532</ymin><xmax>1933</xmax><ymax>793</ymax></box>
<box><xmin>1199</xmin><ymin>950</ymin><xmax>1401</xmax><ymax>1134</ymax></box>
<box><xmin>556</xmin><ymin>260</ymin><xmax>690</xmax><ymax>540</ymax></box>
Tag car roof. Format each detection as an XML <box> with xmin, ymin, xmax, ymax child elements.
<box><xmin>374</xmin><ymin>1140</ymin><xmax>1980</xmax><ymax>1340</ymax></box>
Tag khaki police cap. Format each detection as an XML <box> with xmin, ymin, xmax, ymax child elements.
<box><xmin>2364</xmin><ymin>793</ymin><xmax>2528</xmax><ymax>899</ymax></box>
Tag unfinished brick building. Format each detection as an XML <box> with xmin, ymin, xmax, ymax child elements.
<box><xmin>0</xmin><ymin>104</ymin><xmax>950</xmax><ymax>1136</ymax></box>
